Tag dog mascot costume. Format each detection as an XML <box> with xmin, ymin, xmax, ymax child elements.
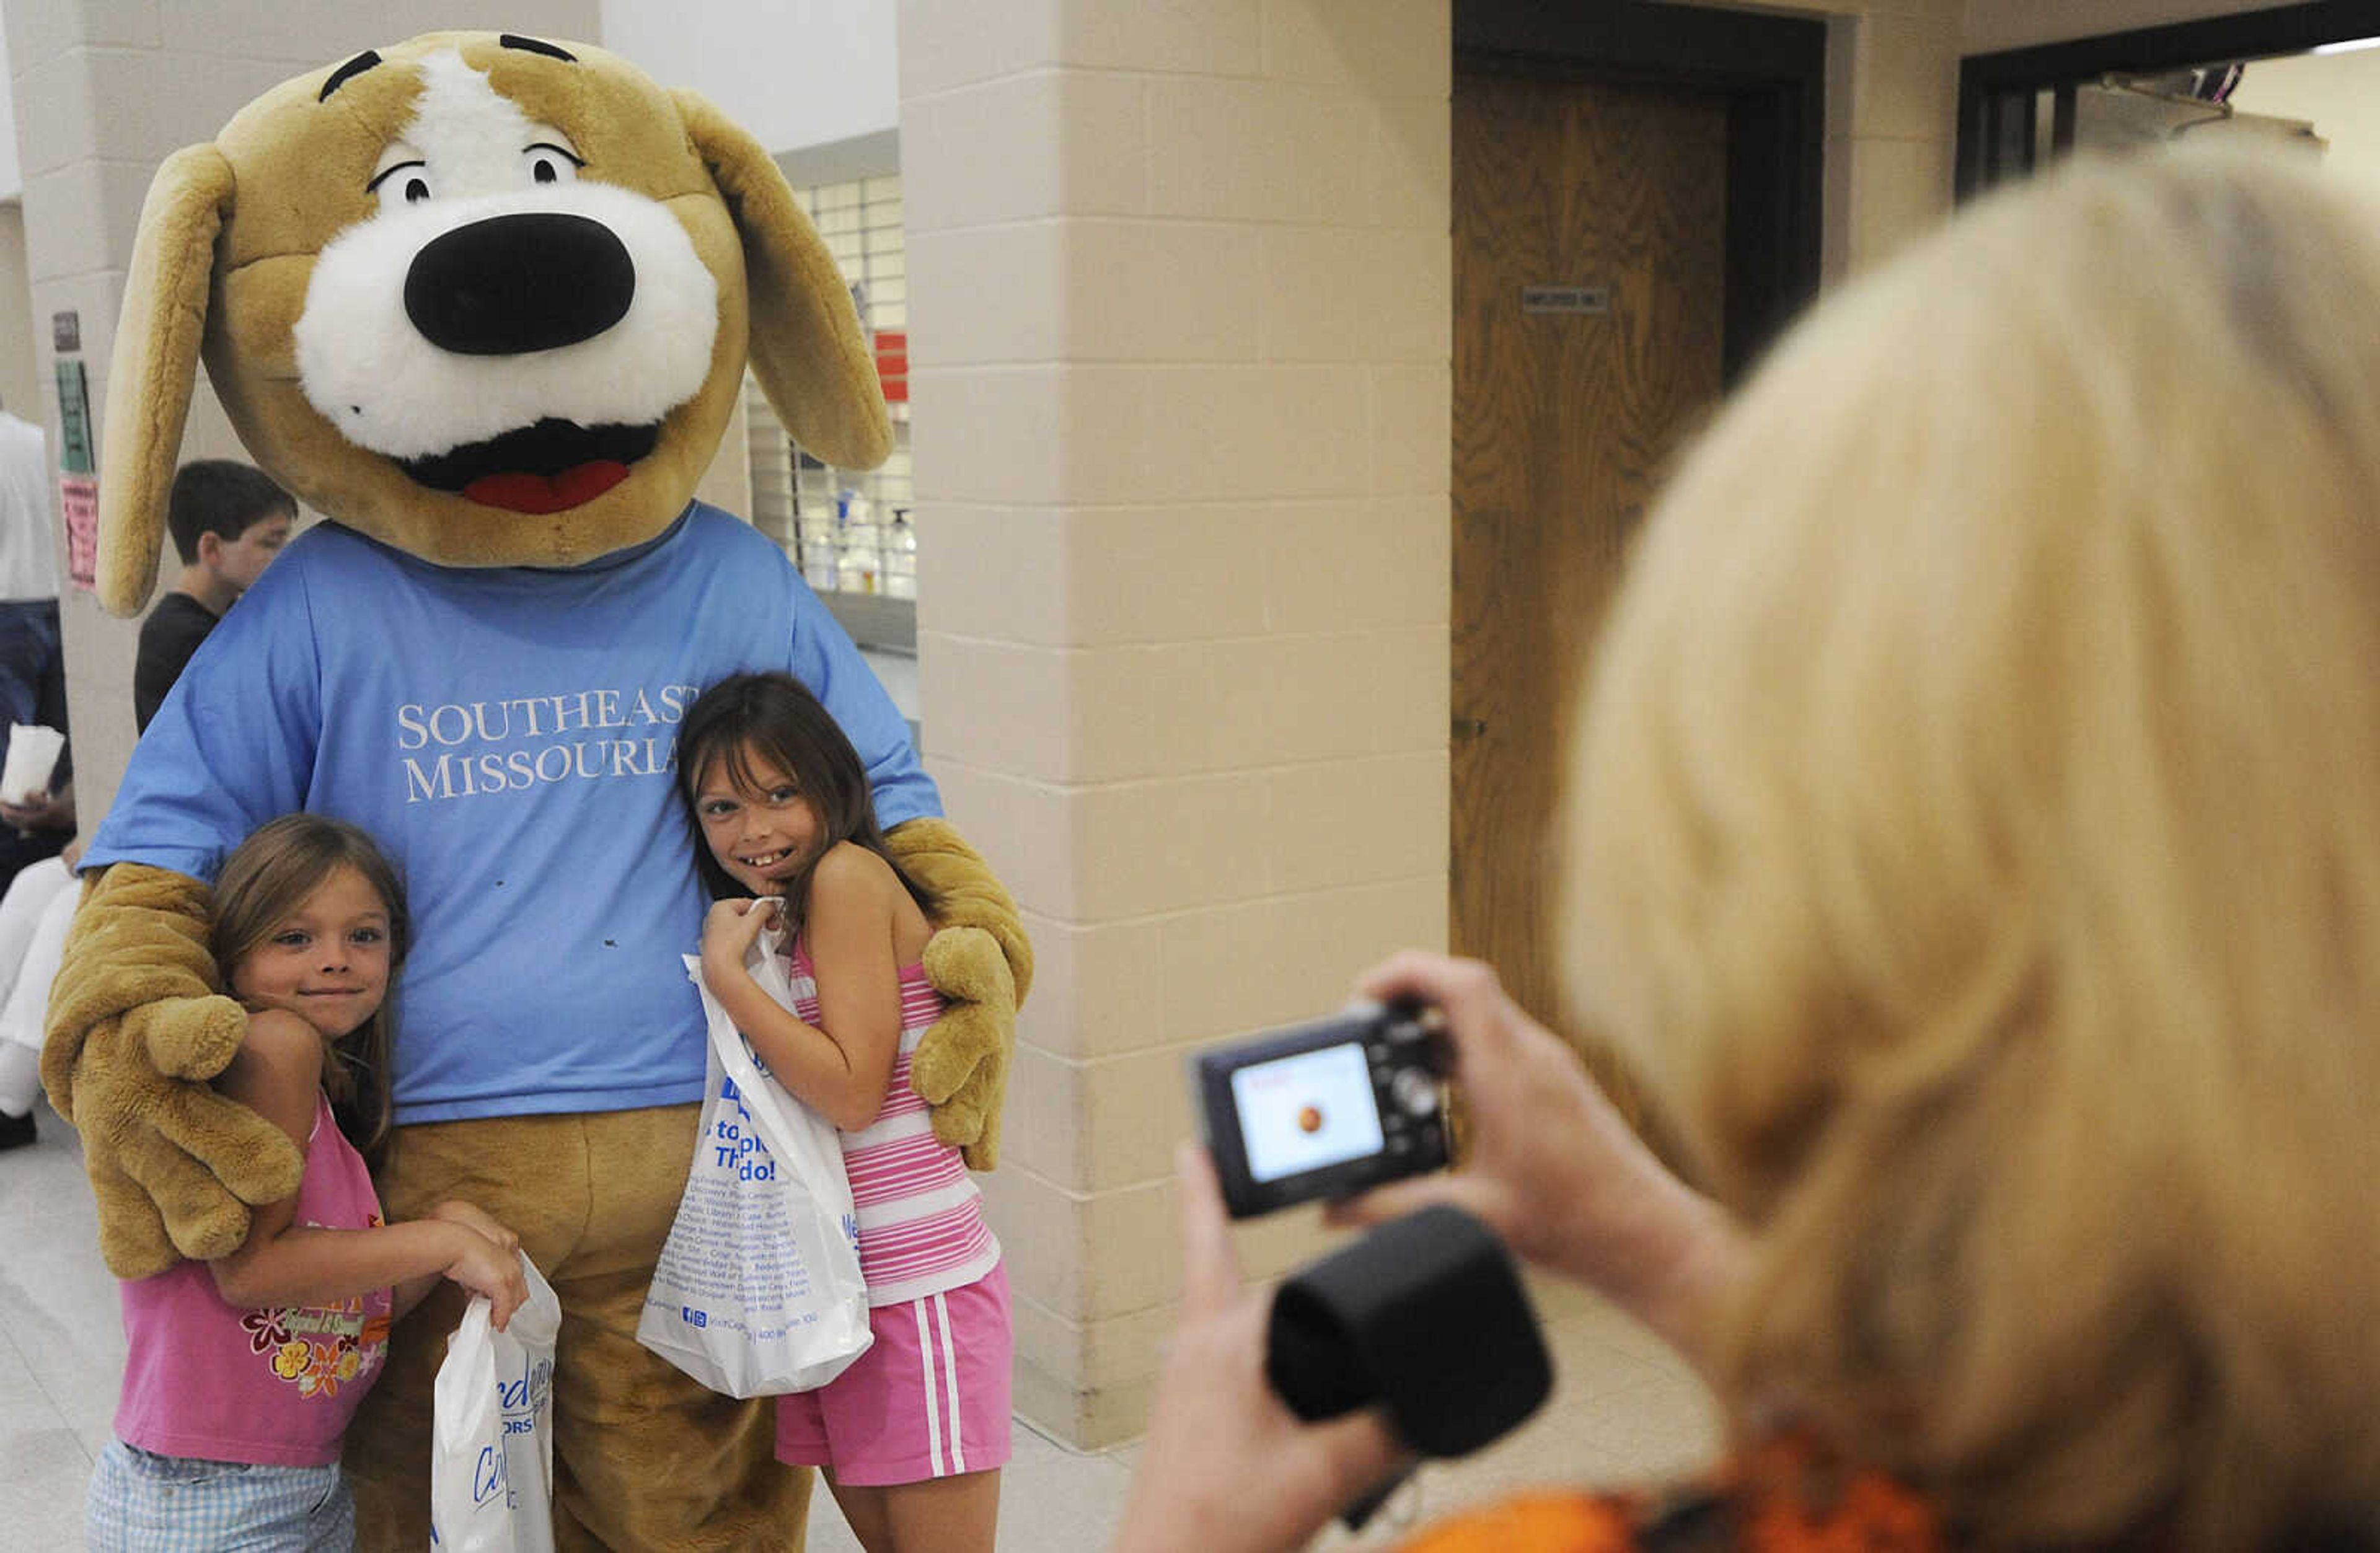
<box><xmin>42</xmin><ymin>32</ymin><xmax>1028</xmax><ymax>1549</ymax></box>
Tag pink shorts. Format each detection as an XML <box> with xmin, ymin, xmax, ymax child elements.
<box><xmin>775</xmin><ymin>1262</ymin><xmax>1013</xmax><ymax>1486</ymax></box>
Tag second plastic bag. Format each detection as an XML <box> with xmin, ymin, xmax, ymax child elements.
<box><xmin>635</xmin><ymin>923</ymin><xmax>874</xmax><ymax>1396</ymax></box>
<box><xmin>430</xmin><ymin>1251</ymin><xmax>560</xmax><ymax>1553</ymax></box>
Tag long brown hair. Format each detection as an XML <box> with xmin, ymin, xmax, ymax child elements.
<box><xmin>211</xmin><ymin>814</ymin><xmax>408</xmax><ymax>1168</ymax></box>
<box><xmin>674</xmin><ymin>672</ymin><xmax>938</xmax><ymax>936</ymax></box>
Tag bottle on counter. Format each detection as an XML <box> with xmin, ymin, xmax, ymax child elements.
<box><xmin>886</xmin><ymin>510</ymin><xmax>917</xmax><ymax>599</ymax></box>
<box><xmin>797</xmin><ymin>506</ymin><xmax>839</xmax><ymax>593</ymax></box>
<box><xmin>835</xmin><ymin>490</ymin><xmax>879</xmax><ymax>594</ymax></box>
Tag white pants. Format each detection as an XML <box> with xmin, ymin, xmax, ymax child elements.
<box><xmin>0</xmin><ymin>856</ymin><xmax>74</xmax><ymax>1114</ymax></box>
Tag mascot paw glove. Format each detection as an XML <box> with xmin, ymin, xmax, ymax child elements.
<box><xmin>886</xmin><ymin>819</ymin><xmax>1032</xmax><ymax>1172</ymax></box>
<box><xmin>910</xmin><ymin>926</ymin><xmax>1016</xmax><ymax>1172</ymax></box>
<box><xmin>42</xmin><ymin>863</ymin><xmax>302</xmax><ymax>1278</ymax></box>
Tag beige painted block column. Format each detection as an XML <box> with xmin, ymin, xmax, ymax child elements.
<box><xmin>1822</xmin><ymin>0</ymin><xmax>1963</xmax><ymax>279</ymax></box>
<box><xmin>0</xmin><ymin>208</ymin><xmax>39</xmax><ymax>425</ymax></box>
<box><xmin>3</xmin><ymin>1</ymin><xmax>596</xmax><ymax>830</ymax></box>
<box><xmin>899</xmin><ymin>0</ymin><xmax>1452</xmax><ymax>1448</ymax></box>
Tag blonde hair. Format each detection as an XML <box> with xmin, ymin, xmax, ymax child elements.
<box><xmin>1565</xmin><ymin>151</ymin><xmax>2380</xmax><ymax>1548</ymax></box>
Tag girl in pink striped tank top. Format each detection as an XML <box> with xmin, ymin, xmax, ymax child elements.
<box><xmin>679</xmin><ymin>673</ymin><xmax>1010</xmax><ymax>1553</ymax></box>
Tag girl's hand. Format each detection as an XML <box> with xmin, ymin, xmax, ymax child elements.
<box><xmin>427</xmin><ymin>1200</ymin><xmax>519</xmax><ymax>1257</ymax></box>
<box><xmin>1114</xmin><ymin>1145</ymin><xmax>1409</xmax><ymax>1553</ymax></box>
<box><xmin>700</xmin><ymin>896</ymin><xmax>778</xmax><ymax>977</ymax></box>
<box><xmin>1326</xmin><ymin>951</ymin><xmax>1747</xmax><ymax>1361</ymax></box>
<box><xmin>441</xmin><ymin>1225</ymin><xmax>530</xmax><ymax>1331</ymax></box>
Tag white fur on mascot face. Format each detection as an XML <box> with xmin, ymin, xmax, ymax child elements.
<box><xmin>93</xmin><ymin>30</ymin><xmax>888</xmax><ymax>610</ymax></box>
<box><xmin>292</xmin><ymin>49</ymin><xmax>720</xmax><ymax>511</ymax></box>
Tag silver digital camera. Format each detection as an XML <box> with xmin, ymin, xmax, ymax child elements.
<box><xmin>1191</xmin><ymin>1000</ymin><xmax>1452</xmax><ymax>1219</ymax></box>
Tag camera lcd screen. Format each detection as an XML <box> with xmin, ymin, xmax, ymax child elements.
<box><xmin>1230</xmin><ymin>1042</ymin><xmax>1385</xmax><ymax>1184</ymax></box>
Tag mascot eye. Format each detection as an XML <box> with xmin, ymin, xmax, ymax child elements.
<box><xmin>524</xmin><ymin>143</ymin><xmax>584</xmax><ymax>187</ymax></box>
<box><xmin>366</xmin><ymin>159</ymin><xmax>432</xmax><ymax>211</ymax></box>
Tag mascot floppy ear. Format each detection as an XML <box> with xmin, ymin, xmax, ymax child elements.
<box><xmin>94</xmin><ymin>144</ymin><xmax>234</xmax><ymax>618</ymax></box>
<box><xmin>674</xmin><ymin>89</ymin><xmax>892</xmax><ymax>475</ymax></box>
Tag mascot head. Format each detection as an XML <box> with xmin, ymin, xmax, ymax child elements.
<box><xmin>93</xmin><ymin>30</ymin><xmax>890</xmax><ymax>614</ymax></box>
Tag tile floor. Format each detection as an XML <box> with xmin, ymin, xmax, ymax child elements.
<box><xmin>2</xmin><ymin>1094</ymin><xmax>1722</xmax><ymax>1550</ymax></box>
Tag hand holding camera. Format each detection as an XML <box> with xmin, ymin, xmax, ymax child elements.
<box><xmin>1329</xmin><ymin>952</ymin><xmax>1742</xmax><ymax>1353</ymax></box>
<box><xmin>1182</xmin><ymin>971</ymin><xmax>1571</xmax><ymax>1531</ymax></box>
<box><xmin>1131</xmin><ymin>952</ymin><xmax>1742</xmax><ymax>1552</ymax></box>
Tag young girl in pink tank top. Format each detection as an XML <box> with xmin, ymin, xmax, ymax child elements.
<box><xmin>678</xmin><ymin>672</ymin><xmax>1010</xmax><ymax>1553</ymax></box>
<box><xmin>87</xmin><ymin>814</ymin><xmax>527</xmax><ymax>1551</ymax></box>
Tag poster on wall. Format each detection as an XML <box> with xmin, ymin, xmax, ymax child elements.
<box><xmin>60</xmin><ymin>474</ymin><xmax>97</xmax><ymax>591</ymax></box>
<box><xmin>54</xmin><ymin>325</ymin><xmax>97</xmax><ymax>592</ymax></box>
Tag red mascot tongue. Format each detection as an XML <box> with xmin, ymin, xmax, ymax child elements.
<box><xmin>464</xmin><ymin>460</ymin><xmax>631</xmax><ymax>514</ymax></box>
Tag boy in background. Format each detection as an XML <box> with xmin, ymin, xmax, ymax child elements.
<box><xmin>4</xmin><ymin>463</ymin><xmax>296</xmax><ymax>1149</ymax></box>
<box><xmin>134</xmin><ymin>460</ymin><xmax>296</xmax><ymax>733</ymax></box>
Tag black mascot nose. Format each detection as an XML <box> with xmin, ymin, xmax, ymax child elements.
<box><xmin>404</xmin><ymin>212</ymin><xmax>635</xmax><ymax>356</ymax></box>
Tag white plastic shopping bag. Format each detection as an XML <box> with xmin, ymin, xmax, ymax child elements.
<box><xmin>430</xmin><ymin>1251</ymin><xmax>560</xmax><ymax>1553</ymax></box>
<box><xmin>635</xmin><ymin>921</ymin><xmax>873</xmax><ymax>1396</ymax></box>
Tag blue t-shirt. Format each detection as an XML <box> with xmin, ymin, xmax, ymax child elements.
<box><xmin>87</xmin><ymin>503</ymin><xmax>940</xmax><ymax>1124</ymax></box>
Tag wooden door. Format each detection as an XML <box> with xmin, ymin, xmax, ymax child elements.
<box><xmin>1450</xmin><ymin>65</ymin><xmax>1727</xmax><ymax>1137</ymax></box>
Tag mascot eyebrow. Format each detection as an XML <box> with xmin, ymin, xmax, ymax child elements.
<box><xmin>318</xmin><ymin>50</ymin><xmax>381</xmax><ymax>102</ymax></box>
<box><xmin>317</xmin><ymin>33</ymin><xmax>578</xmax><ymax>103</ymax></box>
<box><xmin>498</xmin><ymin>34</ymin><xmax>579</xmax><ymax>63</ymax></box>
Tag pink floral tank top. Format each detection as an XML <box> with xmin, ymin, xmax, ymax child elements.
<box><xmin>113</xmin><ymin>1092</ymin><xmax>394</xmax><ymax>1467</ymax></box>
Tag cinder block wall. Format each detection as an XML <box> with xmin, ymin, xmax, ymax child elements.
<box><xmin>1820</xmin><ymin>0</ymin><xmax>1965</xmax><ymax>279</ymax></box>
<box><xmin>898</xmin><ymin>0</ymin><xmax>1456</xmax><ymax>1447</ymax></box>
